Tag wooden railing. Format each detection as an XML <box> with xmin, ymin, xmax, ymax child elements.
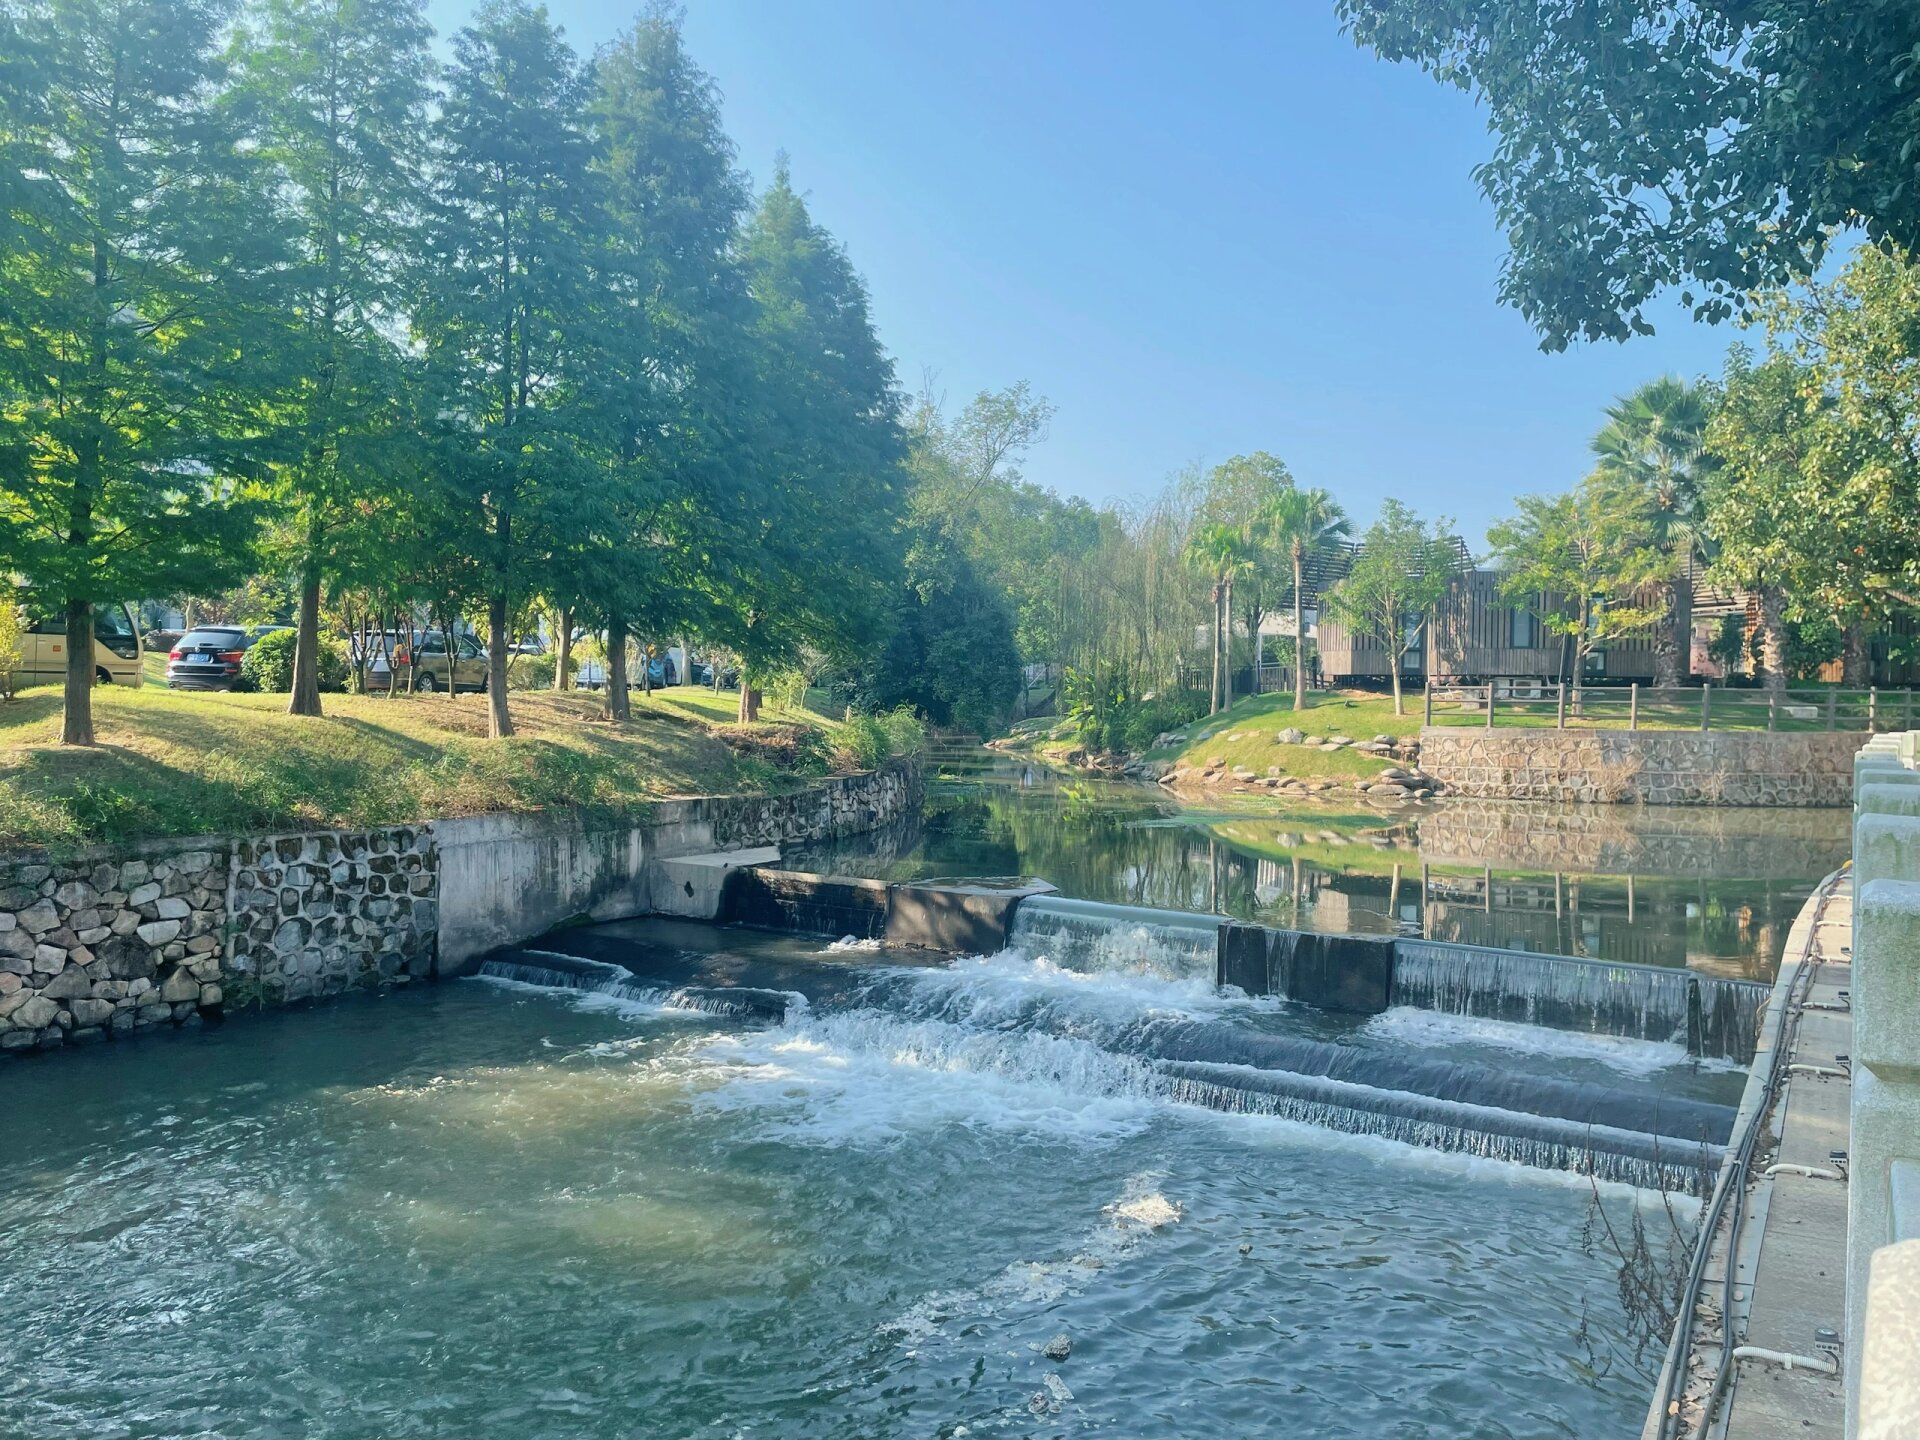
<box><xmin>1423</xmin><ymin>680</ymin><xmax>1920</xmax><ymax>733</ymax></box>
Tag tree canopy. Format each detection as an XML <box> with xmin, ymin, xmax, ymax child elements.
<box><xmin>1340</xmin><ymin>0</ymin><xmax>1920</xmax><ymax>347</ymax></box>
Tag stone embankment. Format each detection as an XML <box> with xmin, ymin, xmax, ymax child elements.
<box><xmin>1159</xmin><ymin>728</ymin><xmax>1439</xmax><ymax>803</ymax></box>
<box><xmin>1418</xmin><ymin>729</ymin><xmax>1861</xmax><ymax>807</ymax></box>
<box><xmin>0</xmin><ymin>759</ymin><xmax>919</xmax><ymax>1055</ymax></box>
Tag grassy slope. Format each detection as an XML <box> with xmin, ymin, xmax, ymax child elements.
<box><xmin>0</xmin><ymin>680</ymin><xmax>852</xmax><ymax>852</ymax></box>
<box><xmin>1149</xmin><ymin>690</ymin><xmax>1424</xmax><ymax>785</ymax></box>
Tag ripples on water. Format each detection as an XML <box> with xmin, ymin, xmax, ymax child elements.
<box><xmin>2</xmin><ymin>969</ymin><xmax>1675</xmax><ymax>1439</ymax></box>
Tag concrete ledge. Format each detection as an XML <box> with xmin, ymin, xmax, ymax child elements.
<box><xmin>884</xmin><ymin>880</ymin><xmax>1054</xmax><ymax>955</ymax></box>
<box><xmin>648</xmin><ymin>848</ymin><xmax>782</xmax><ymax>920</ymax></box>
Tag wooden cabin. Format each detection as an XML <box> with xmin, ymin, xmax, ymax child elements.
<box><xmin>1317</xmin><ymin>568</ymin><xmax>1661</xmax><ymax>685</ymax></box>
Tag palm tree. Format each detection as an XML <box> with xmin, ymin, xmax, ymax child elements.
<box><xmin>1260</xmin><ymin>487</ymin><xmax>1349</xmax><ymax>711</ymax></box>
<box><xmin>1186</xmin><ymin>522</ymin><xmax>1255</xmax><ymax>714</ymax></box>
<box><xmin>1589</xmin><ymin>376</ymin><xmax>1716</xmax><ymax>686</ymax></box>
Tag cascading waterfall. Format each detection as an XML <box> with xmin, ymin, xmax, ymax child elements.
<box><xmin>1391</xmin><ymin>939</ymin><xmax>1767</xmax><ymax>1063</ymax></box>
<box><xmin>478</xmin><ymin>954</ymin><xmax>795</xmax><ymax>1021</ymax></box>
<box><xmin>1008</xmin><ymin>895</ymin><xmax>1222</xmax><ymax>982</ymax></box>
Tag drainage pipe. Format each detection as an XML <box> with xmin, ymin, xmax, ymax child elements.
<box><xmin>1728</xmin><ymin>1347</ymin><xmax>1839</xmax><ymax>1376</ymax></box>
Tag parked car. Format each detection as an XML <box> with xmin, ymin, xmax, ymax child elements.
<box><xmin>165</xmin><ymin>624</ymin><xmax>286</xmax><ymax>690</ymax></box>
<box><xmin>690</xmin><ymin>660</ymin><xmax>737</xmax><ymax>688</ymax></box>
<box><xmin>391</xmin><ymin>631</ymin><xmax>489</xmax><ymax>693</ymax></box>
<box><xmin>11</xmin><ymin>600</ymin><xmax>144</xmax><ymax>688</ymax></box>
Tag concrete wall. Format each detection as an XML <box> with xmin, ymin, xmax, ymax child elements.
<box><xmin>0</xmin><ymin>759</ymin><xmax>922</xmax><ymax>1052</ymax></box>
<box><xmin>1419</xmin><ymin>728</ymin><xmax>1864</xmax><ymax>807</ymax></box>
<box><xmin>431</xmin><ymin>760</ymin><xmax>922</xmax><ymax>971</ymax></box>
<box><xmin>1848</xmin><ymin>732</ymin><xmax>1920</xmax><ymax>1439</ymax></box>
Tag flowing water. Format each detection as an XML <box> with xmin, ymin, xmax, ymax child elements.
<box><xmin>2</xmin><ymin>941</ymin><xmax>1696</xmax><ymax>1439</ymax></box>
<box><xmin>1</xmin><ymin>740</ymin><xmax>1832</xmax><ymax>1437</ymax></box>
<box><xmin>788</xmin><ymin>741</ymin><xmax>1850</xmax><ymax>980</ymax></box>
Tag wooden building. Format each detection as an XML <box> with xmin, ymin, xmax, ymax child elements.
<box><xmin>1316</xmin><ymin>568</ymin><xmax>1661</xmax><ymax>685</ymax></box>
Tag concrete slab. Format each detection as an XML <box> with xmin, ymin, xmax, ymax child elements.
<box><xmin>647</xmin><ymin>847</ymin><xmax>782</xmax><ymax>919</ymax></box>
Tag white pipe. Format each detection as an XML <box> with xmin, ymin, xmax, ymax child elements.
<box><xmin>1730</xmin><ymin>1346</ymin><xmax>1839</xmax><ymax>1376</ymax></box>
<box><xmin>1787</xmin><ymin>1063</ymin><xmax>1849</xmax><ymax>1078</ymax></box>
<box><xmin>1761</xmin><ymin>1163</ymin><xmax>1846</xmax><ymax>1181</ymax></box>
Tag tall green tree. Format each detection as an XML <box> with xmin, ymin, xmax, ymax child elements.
<box><xmin>1588</xmin><ymin>376</ymin><xmax>1717</xmax><ymax>685</ymax></box>
<box><xmin>1487</xmin><ymin>484</ymin><xmax>1667</xmax><ymax>688</ymax></box>
<box><xmin>230</xmin><ymin>0</ymin><xmax>433</xmax><ymax>717</ymax></box>
<box><xmin>0</xmin><ymin>0</ymin><xmax>277</xmax><ymax>744</ymax></box>
<box><xmin>1260</xmin><ymin>484</ymin><xmax>1347</xmax><ymax>711</ymax></box>
<box><xmin>417</xmin><ymin>0</ymin><xmax>599</xmax><ymax>738</ymax></box>
<box><xmin>724</xmin><ymin>159</ymin><xmax>905</xmax><ymax>721</ymax></box>
<box><xmin>582</xmin><ymin>3</ymin><xmax>751</xmax><ymax>721</ymax></box>
<box><xmin>1324</xmin><ymin>499</ymin><xmax>1460</xmax><ymax>715</ymax></box>
<box><xmin>1340</xmin><ymin>1</ymin><xmax>1920</xmax><ymax>347</ymax></box>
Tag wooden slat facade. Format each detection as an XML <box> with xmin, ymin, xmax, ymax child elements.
<box><xmin>1318</xmin><ymin>569</ymin><xmax>1662</xmax><ymax>683</ymax></box>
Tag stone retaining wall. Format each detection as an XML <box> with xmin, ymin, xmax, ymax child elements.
<box><xmin>0</xmin><ymin>759</ymin><xmax>921</xmax><ymax>1054</ymax></box>
<box><xmin>1418</xmin><ymin>728</ymin><xmax>1864</xmax><ymax>807</ymax></box>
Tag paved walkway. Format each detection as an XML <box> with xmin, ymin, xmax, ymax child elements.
<box><xmin>1650</xmin><ymin>874</ymin><xmax>1851</xmax><ymax>1440</ymax></box>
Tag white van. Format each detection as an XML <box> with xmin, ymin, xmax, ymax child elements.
<box><xmin>7</xmin><ymin>600</ymin><xmax>145</xmax><ymax>688</ymax></box>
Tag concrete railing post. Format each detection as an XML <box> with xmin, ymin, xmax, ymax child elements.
<box><xmin>1424</xmin><ymin>678</ymin><xmax>1433</xmax><ymax>727</ymax></box>
<box><xmin>1701</xmin><ymin>682</ymin><xmax>1712</xmax><ymax>732</ymax></box>
<box><xmin>1556</xmin><ymin>681</ymin><xmax>1566</xmax><ymax>729</ymax></box>
<box><xmin>1848</xmin><ymin>739</ymin><xmax>1920</xmax><ymax>1439</ymax></box>
<box><xmin>1485</xmin><ymin>683</ymin><xmax>1495</xmax><ymax>731</ymax></box>
<box><xmin>1630</xmin><ymin>682</ymin><xmax>1639</xmax><ymax>731</ymax></box>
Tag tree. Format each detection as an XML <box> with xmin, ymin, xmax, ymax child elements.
<box><xmin>1260</xmin><ymin>484</ymin><xmax>1348</xmax><ymax>710</ymax></box>
<box><xmin>1202</xmin><ymin>452</ymin><xmax>1295</xmax><ymax>683</ymax></box>
<box><xmin>416</xmin><ymin>0</ymin><xmax>599</xmax><ymax>738</ymax></box>
<box><xmin>1487</xmin><ymin>484</ymin><xmax>1667</xmax><ymax>689</ymax></box>
<box><xmin>865</xmin><ymin>525</ymin><xmax>1021</xmax><ymax>735</ymax></box>
<box><xmin>723</xmin><ymin>159</ymin><xmax>905</xmax><ymax>722</ymax></box>
<box><xmin>0</xmin><ymin>0</ymin><xmax>278</xmax><ymax>744</ymax></box>
<box><xmin>1325</xmin><ymin>499</ymin><xmax>1461</xmax><ymax>715</ymax></box>
<box><xmin>230</xmin><ymin>0</ymin><xmax>433</xmax><ymax>717</ymax></box>
<box><xmin>582</xmin><ymin>3</ymin><xmax>751</xmax><ymax>721</ymax></box>
<box><xmin>1588</xmin><ymin>377</ymin><xmax>1717</xmax><ymax>685</ymax></box>
<box><xmin>1185</xmin><ymin>522</ymin><xmax>1255</xmax><ymax>714</ymax></box>
<box><xmin>1339</xmin><ymin>1</ymin><xmax>1920</xmax><ymax>347</ymax></box>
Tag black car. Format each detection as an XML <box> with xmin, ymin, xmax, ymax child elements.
<box><xmin>166</xmin><ymin>625</ymin><xmax>285</xmax><ymax>691</ymax></box>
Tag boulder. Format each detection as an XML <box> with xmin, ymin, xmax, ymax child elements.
<box><xmin>159</xmin><ymin>971</ymin><xmax>201</xmax><ymax>1004</ymax></box>
<box><xmin>41</xmin><ymin>965</ymin><xmax>92</xmax><ymax>1000</ymax></box>
<box><xmin>10</xmin><ymin>994</ymin><xmax>59</xmax><ymax>1030</ymax></box>
<box><xmin>136</xmin><ymin>920</ymin><xmax>182</xmax><ymax>946</ymax></box>
<box><xmin>1276</xmin><ymin>728</ymin><xmax>1306</xmax><ymax>744</ymax></box>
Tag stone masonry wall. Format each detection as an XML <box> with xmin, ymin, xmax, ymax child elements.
<box><xmin>0</xmin><ymin>844</ymin><xmax>227</xmax><ymax>1052</ymax></box>
<box><xmin>227</xmin><ymin>828</ymin><xmax>438</xmax><ymax>1002</ymax></box>
<box><xmin>1418</xmin><ymin>728</ymin><xmax>1864</xmax><ymax>807</ymax></box>
<box><xmin>2</xmin><ymin>759</ymin><xmax>921</xmax><ymax>1054</ymax></box>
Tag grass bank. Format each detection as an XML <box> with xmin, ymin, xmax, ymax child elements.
<box><xmin>0</xmin><ymin>681</ymin><xmax>910</xmax><ymax>853</ymax></box>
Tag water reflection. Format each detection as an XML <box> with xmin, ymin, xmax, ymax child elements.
<box><xmin>785</xmin><ymin>744</ymin><xmax>1850</xmax><ymax>980</ymax></box>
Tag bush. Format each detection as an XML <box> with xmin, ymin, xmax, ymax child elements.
<box><xmin>508</xmin><ymin>652</ymin><xmax>557</xmax><ymax>690</ymax></box>
<box><xmin>878</xmin><ymin>704</ymin><xmax>924</xmax><ymax>756</ymax></box>
<box><xmin>240</xmin><ymin>629</ymin><xmax>348</xmax><ymax>693</ymax></box>
<box><xmin>833</xmin><ymin>709</ymin><xmax>889</xmax><ymax>771</ymax></box>
<box><xmin>1062</xmin><ymin>663</ymin><xmax>1206</xmax><ymax>754</ymax></box>
<box><xmin>0</xmin><ymin>600</ymin><xmax>21</xmax><ymax>701</ymax></box>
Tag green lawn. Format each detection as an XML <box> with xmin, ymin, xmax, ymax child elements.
<box><xmin>0</xmin><ymin>679</ymin><xmax>861</xmax><ymax>853</ymax></box>
<box><xmin>1149</xmin><ymin>690</ymin><xmax>1424</xmax><ymax>785</ymax></box>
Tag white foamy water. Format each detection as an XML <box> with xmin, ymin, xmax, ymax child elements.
<box><xmin>473</xmin><ymin>972</ymin><xmax>698</xmax><ymax>1023</ymax></box>
<box><xmin>678</xmin><ymin>1008</ymin><xmax>1163</xmax><ymax>1145</ymax></box>
<box><xmin>874</xmin><ymin>947</ymin><xmax>1279</xmax><ymax>1038</ymax></box>
<box><xmin>1361</xmin><ymin>1005</ymin><xmax>1707</xmax><ymax>1078</ymax></box>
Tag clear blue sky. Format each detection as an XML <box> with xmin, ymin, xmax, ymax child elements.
<box><xmin>429</xmin><ymin>0</ymin><xmax>1737</xmax><ymax>547</ymax></box>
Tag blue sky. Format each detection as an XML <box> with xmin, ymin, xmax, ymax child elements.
<box><xmin>430</xmin><ymin>0</ymin><xmax>1738</xmax><ymax>546</ymax></box>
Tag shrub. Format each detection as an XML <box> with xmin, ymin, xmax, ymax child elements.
<box><xmin>833</xmin><ymin>709</ymin><xmax>888</xmax><ymax>771</ymax></box>
<box><xmin>240</xmin><ymin>629</ymin><xmax>348</xmax><ymax>693</ymax></box>
<box><xmin>1063</xmin><ymin>663</ymin><xmax>1206</xmax><ymax>754</ymax></box>
<box><xmin>0</xmin><ymin>600</ymin><xmax>21</xmax><ymax>700</ymax></box>
<box><xmin>878</xmin><ymin>704</ymin><xmax>924</xmax><ymax>756</ymax></box>
<box><xmin>508</xmin><ymin>652</ymin><xmax>557</xmax><ymax>690</ymax></box>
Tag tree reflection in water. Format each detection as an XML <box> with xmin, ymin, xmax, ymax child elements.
<box><xmin>787</xmin><ymin>745</ymin><xmax>1850</xmax><ymax>980</ymax></box>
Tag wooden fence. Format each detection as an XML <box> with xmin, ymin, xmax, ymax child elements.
<box><xmin>1423</xmin><ymin>681</ymin><xmax>1919</xmax><ymax>733</ymax></box>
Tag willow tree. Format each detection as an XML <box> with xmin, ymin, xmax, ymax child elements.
<box><xmin>0</xmin><ymin>0</ymin><xmax>275</xmax><ymax>744</ymax></box>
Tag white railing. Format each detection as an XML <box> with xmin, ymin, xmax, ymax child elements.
<box><xmin>1849</xmin><ymin>730</ymin><xmax>1920</xmax><ymax>1439</ymax></box>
